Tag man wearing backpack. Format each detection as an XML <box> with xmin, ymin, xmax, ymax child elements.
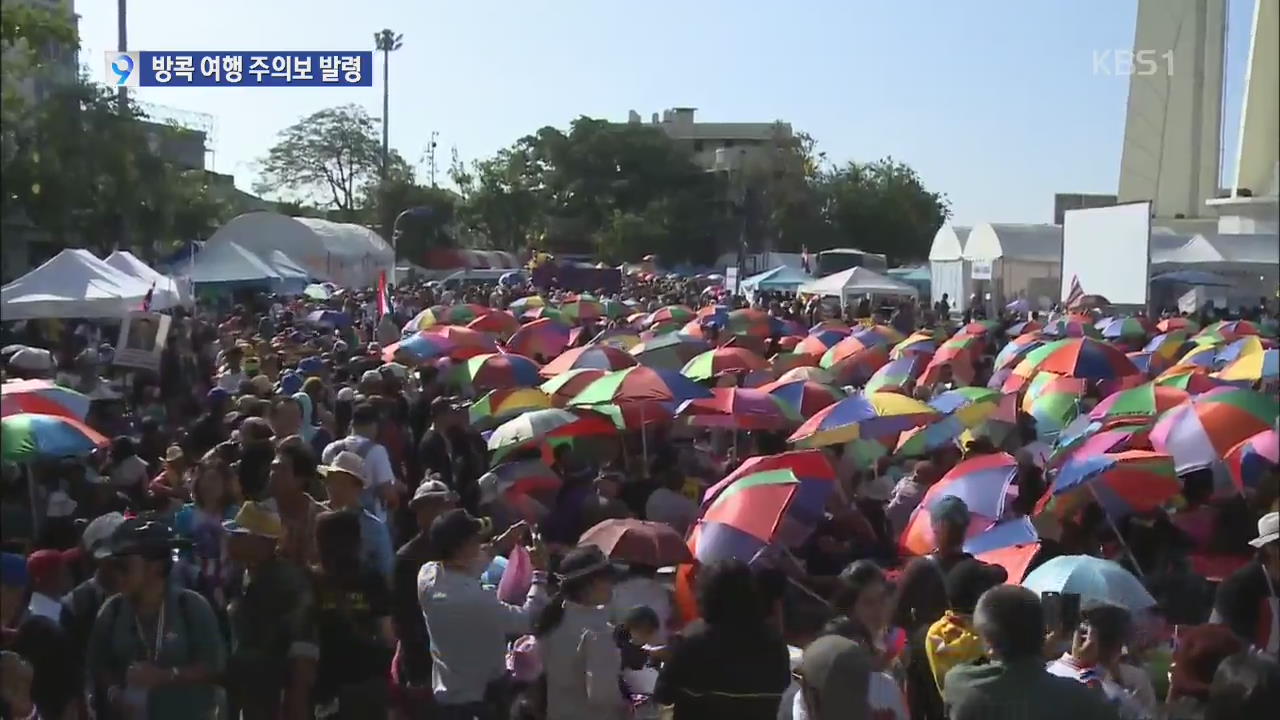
<box><xmin>323</xmin><ymin>402</ymin><xmax>403</xmax><ymax>524</ymax></box>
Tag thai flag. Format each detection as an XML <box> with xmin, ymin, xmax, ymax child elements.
<box><xmin>377</xmin><ymin>270</ymin><xmax>392</xmax><ymax>319</ymax></box>
<box><xmin>141</xmin><ymin>281</ymin><xmax>156</xmax><ymax>312</ymax></box>
<box><xmin>1065</xmin><ymin>274</ymin><xmax>1085</xmax><ymax>308</ymax></box>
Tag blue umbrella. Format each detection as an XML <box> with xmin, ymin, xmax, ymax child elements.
<box><xmin>1021</xmin><ymin>554</ymin><xmax>1155</xmax><ymax>610</ymax></box>
<box><xmin>305</xmin><ymin>310</ymin><xmax>350</xmax><ymax>329</ymax></box>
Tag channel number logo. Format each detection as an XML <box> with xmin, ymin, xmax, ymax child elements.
<box><xmin>105</xmin><ymin>51</ymin><xmax>140</xmax><ymax>87</ymax></box>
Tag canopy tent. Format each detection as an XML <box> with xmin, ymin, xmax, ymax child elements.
<box><xmin>887</xmin><ymin>266</ymin><xmax>931</xmax><ymax>300</ymax></box>
<box><xmin>797</xmin><ymin>266</ymin><xmax>918</xmax><ymax>304</ymax></box>
<box><xmin>928</xmin><ymin>224</ymin><xmax>972</xmax><ymax>314</ymax></box>
<box><xmin>261</xmin><ymin>250</ymin><xmax>312</xmax><ymax>294</ymax></box>
<box><xmin>739</xmin><ymin>265</ymin><xmax>812</xmax><ymax>294</ymax></box>
<box><xmin>103</xmin><ymin>250</ymin><xmax>190</xmax><ymax>309</ymax></box>
<box><xmin>204</xmin><ymin>212</ymin><xmax>393</xmax><ymax>289</ymax></box>
<box><xmin>1150</xmin><ymin>270</ymin><xmax>1233</xmax><ymax>286</ymax></box>
<box><xmin>189</xmin><ymin>240</ymin><xmax>282</xmax><ymax>288</ymax></box>
<box><xmin>963</xmin><ymin>223</ymin><xmax>1061</xmax><ymax>309</ymax></box>
<box><xmin>1150</xmin><ymin>232</ymin><xmax>1279</xmax><ymax>307</ymax></box>
<box><xmin>1</xmin><ymin>249</ymin><xmax>152</xmax><ymax>320</ymax></box>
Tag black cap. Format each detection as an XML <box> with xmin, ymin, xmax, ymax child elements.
<box><xmin>429</xmin><ymin>509</ymin><xmax>487</xmax><ymax>560</ymax></box>
<box><xmin>555</xmin><ymin>545</ymin><xmax>616</xmax><ymax>584</ymax></box>
<box><xmin>945</xmin><ymin>558</ymin><xmax>1008</xmax><ymax>614</ymax></box>
<box><xmin>107</xmin><ymin>517</ymin><xmax>180</xmax><ymax>559</ymax></box>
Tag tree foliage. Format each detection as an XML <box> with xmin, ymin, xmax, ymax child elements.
<box><xmin>256</xmin><ymin>104</ymin><xmax>382</xmax><ymax>215</ymax></box>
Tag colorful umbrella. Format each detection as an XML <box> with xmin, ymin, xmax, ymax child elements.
<box><xmin>893</xmin><ymin>388</ymin><xmax>1005</xmax><ymax>458</ymax></box>
<box><xmin>588</xmin><ymin>328</ymin><xmax>642</xmax><ymax>352</ymax></box>
<box><xmin>1007</xmin><ymin>319</ymin><xmax>1044</xmax><ymax>336</ymax></box>
<box><xmin>1022</xmin><ymin>555</ymin><xmax>1156</xmax><ymax>610</ymax></box>
<box><xmin>851</xmin><ymin>324</ymin><xmax>906</xmax><ymax>348</ymax></box>
<box><xmin>477</xmin><ymin>460</ymin><xmax>561</xmax><ymax>522</ymax></box>
<box><xmin>1124</xmin><ymin>351</ymin><xmax>1169</xmax><ymax>378</ymax></box>
<box><xmin>539</xmin><ymin>346</ymin><xmax>638</xmax><ymax>378</ymax></box>
<box><xmin>560</xmin><ymin>296</ymin><xmax>605</xmax><ymax>324</ymax></box>
<box><xmin>1005</xmin><ymin>338</ymin><xmax>1140</xmax><ymax>391</ymax></box>
<box><xmin>1088</xmin><ymin>383</ymin><xmax>1189</xmax><ymax>428</ymax></box>
<box><xmin>1042</xmin><ymin>316</ymin><xmax>1100</xmax><ymax>338</ymax></box>
<box><xmin>644</xmin><ymin>305</ymin><xmax>696</xmax><ymax>328</ymax></box>
<box><xmin>770</xmin><ymin>351</ymin><xmax>819</xmax><ymax>376</ymax></box>
<box><xmin>681</xmin><ymin>347</ymin><xmax>769</xmax><ymax>381</ymax></box>
<box><xmin>1150</xmin><ymin>388</ymin><xmax>1279</xmax><ymax>477</ymax></box>
<box><xmin>1153</xmin><ymin>365</ymin><xmax>1228</xmax><ymax>394</ymax></box>
<box><xmin>468</xmin><ymin>388</ymin><xmax>553</xmax><ymax>428</ymax></box>
<box><xmin>600</xmin><ymin>299</ymin><xmax>629</xmax><ymax>320</ymax></box>
<box><xmin>965</xmin><ymin>518</ymin><xmax>1041</xmax><ymax>584</ymax></box>
<box><xmin>959</xmin><ymin>320</ymin><xmax>1001</xmax><ymax>338</ymax></box>
<box><xmin>1</xmin><ymin>413</ymin><xmax>110</xmax><ymax>461</ymax></box>
<box><xmin>304</xmin><ymin>310</ymin><xmax>351</xmax><ymax>329</ymax></box>
<box><xmin>1049</xmin><ymin>423</ymin><xmax>1152</xmax><ymax>469</ymax></box>
<box><xmin>506</xmin><ymin>318</ymin><xmax>571</xmax><ymax>360</ymax></box>
<box><xmin>810</xmin><ymin>319</ymin><xmax>853</xmax><ymax>334</ymax></box>
<box><xmin>676</xmin><ymin>388</ymin><xmax>789</xmax><ymax>430</ymax></box>
<box><xmin>916</xmin><ymin>349</ymin><xmax>976</xmax><ymax>388</ymax></box>
<box><xmin>567</xmin><ymin>366</ymin><xmax>712</xmax><ymax>409</ymax></box>
<box><xmin>899</xmin><ymin>453</ymin><xmax>1017</xmax><ymax>555</ymax></box>
<box><xmin>1225</xmin><ymin>429</ymin><xmax>1278</xmax><ymax>491</ymax></box>
<box><xmin>796</xmin><ymin>331</ymin><xmax>848</xmax><ymax>359</ymax></box>
<box><xmin>776</xmin><ymin>366</ymin><xmax>836</xmax><ymax>385</ymax></box>
<box><xmin>0</xmin><ymin>380</ymin><xmax>91</xmax><ymax>421</ymax></box>
<box><xmin>994</xmin><ymin>332</ymin><xmax>1045</xmax><ymax>371</ymax></box>
<box><xmin>1196</xmin><ymin>320</ymin><xmax>1261</xmax><ymax>343</ymax></box>
<box><xmin>864</xmin><ymin>355</ymin><xmax>931</xmax><ymax>394</ymax></box>
<box><xmin>630</xmin><ymin>333</ymin><xmax>712</xmax><ymax>371</ymax></box>
<box><xmin>521</xmin><ymin>306</ymin><xmax>567</xmax><ymax>324</ymax></box>
<box><xmin>1098</xmin><ymin>316</ymin><xmax>1152</xmax><ymax>341</ymax></box>
<box><xmin>486</xmin><ymin>407</ymin><xmax>618</xmax><ymax>453</ymax></box>
<box><xmin>692</xmin><ymin>450</ymin><xmax>836</xmax><ymax>564</ymax></box>
<box><xmin>1156</xmin><ymin>317</ymin><xmax>1199</xmax><ymax>334</ymax></box>
<box><xmin>451</xmin><ymin>353</ymin><xmax>543</xmax><ymax>393</ymax></box>
<box><xmin>757</xmin><ymin>379</ymin><xmax>845</xmax><ymax>420</ymax></box>
<box><xmin>1143</xmin><ymin>331</ymin><xmax>1190</xmax><ymax>361</ymax></box>
<box><xmin>1038</xmin><ymin>450</ymin><xmax>1180</xmax><ymax>520</ymax></box>
<box><xmin>539</xmin><ymin>368</ymin><xmax>607</xmax><ymax>406</ymax></box>
<box><xmin>404</xmin><ymin>303</ymin><xmax>489</xmax><ymax>331</ymax></box>
<box><xmin>1214</xmin><ymin>348</ymin><xmax>1279</xmax><ymax>384</ymax></box>
<box><xmin>889</xmin><ymin>331</ymin><xmax>940</xmax><ymax>359</ymax></box>
<box><xmin>725</xmin><ymin>308</ymin><xmax>781</xmax><ymax>338</ymax></box>
<box><xmin>788</xmin><ymin>392</ymin><xmax>938</xmax><ymax>448</ymax></box>
<box><xmin>508</xmin><ymin>296</ymin><xmax>545</xmax><ymax>316</ymax></box>
<box><xmin>580</xmin><ymin>519</ymin><xmax>693</xmax><ymax>566</ymax></box>
<box><xmin>465</xmin><ymin>311</ymin><xmax>521</xmax><ymax>339</ymax></box>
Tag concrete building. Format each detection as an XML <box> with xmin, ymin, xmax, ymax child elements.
<box><xmin>628</xmin><ymin>107</ymin><xmax>793</xmax><ymax>175</ymax></box>
<box><xmin>1053</xmin><ymin>193</ymin><xmax>1119</xmax><ymax>225</ymax></box>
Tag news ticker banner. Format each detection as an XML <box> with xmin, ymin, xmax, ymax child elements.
<box><xmin>104</xmin><ymin>51</ymin><xmax>373</xmax><ymax>87</ymax></box>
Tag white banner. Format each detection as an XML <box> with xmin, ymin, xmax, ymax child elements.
<box><xmin>114</xmin><ymin>312</ymin><xmax>171</xmax><ymax>371</ymax></box>
<box><xmin>725</xmin><ymin>267</ymin><xmax>740</xmax><ymax>296</ymax></box>
<box><xmin>971</xmin><ymin>260</ymin><xmax>993</xmax><ymax>280</ymax></box>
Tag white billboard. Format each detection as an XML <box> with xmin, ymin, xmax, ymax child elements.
<box><xmin>1060</xmin><ymin>201</ymin><xmax>1151</xmax><ymax>306</ymax></box>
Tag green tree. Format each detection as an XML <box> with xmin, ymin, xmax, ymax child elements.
<box><xmin>818</xmin><ymin>158</ymin><xmax>950</xmax><ymax>264</ymax></box>
<box><xmin>256</xmin><ymin>104</ymin><xmax>382</xmax><ymax>217</ymax></box>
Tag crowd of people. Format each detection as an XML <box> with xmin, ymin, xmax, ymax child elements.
<box><xmin>1</xmin><ymin>271</ymin><xmax>1278</xmax><ymax>720</ymax></box>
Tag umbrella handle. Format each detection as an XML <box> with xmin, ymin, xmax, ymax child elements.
<box><xmin>1088</xmin><ymin>484</ymin><xmax>1145</xmax><ymax>581</ymax></box>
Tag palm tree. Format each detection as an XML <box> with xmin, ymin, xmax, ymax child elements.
<box><xmin>373</xmin><ymin>29</ymin><xmax>404</xmax><ymax>183</ymax></box>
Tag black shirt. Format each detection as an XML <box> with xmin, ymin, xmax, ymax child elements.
<box><xmin>1214</xmin><ymin>560</ymin><xmax>1277</xmax><ymax>648</ymax></box>
<box><xmin>654</xmin><ymin>620</ymin><xmax>790</xmax><ymax>720</ymax></box>
<box><xmin>312</xmin><ymin>568</ymin><xmax>394</xmax><ymax>698</ymax></box>
<box><xmin>392</xmin><ymin>533</ymin><xmax>436</xmax><ymax>685</ymax></box>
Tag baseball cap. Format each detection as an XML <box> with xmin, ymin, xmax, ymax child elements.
<box><xmin>930</xmin><ymin>495</ymin><xmax>971</xmax><ymax>527</ymax></box>
<box><xmin>409</xmin><ymin>479</ymin><xmax>458</xmax><ymax>509</ymax></box>
<box><xmin>945</xmin><ymin>558</ymin><xmax>1008</xmax><ymax>614</ymax></box>
<box><xmin>798</xmin><ymin>635</ymin><xmax>871</xmax><ymax>717</ymax></box>
<box><xmin>278</xmin><ymin>370</ymin><xmax>303</xmax><ymax>396</ymax></box>
<box><xmin>26</xmin><ymin>549</ymin><xmax>70</xmax><ymax>585</ymax></box>
<box><xmin>1248</xmin><ymin>511</ymin><xmax>1278</xmax><ymax>548</ymax></box>
<box><xmin>82</xmin><ymin>512</ymin><xmax>127</xmax><ymax>558</ymax></box>
<box><xmin>206</xmin><ymin>387</ymin><xmax>230</xmax><ymax>405</ymax></box>
<box><xmin>429</xmin><ymin>509</ymin><xmax>490</xmax><ymax>560</ymax></box>
<box><xmin>298</xmin><ymin>357</ymin><xmax>324</xmax><ymax>376</ymax></box>
<box><xmin>359</xmin><ymin>369</ymin><xmax>384</xmax><ymax>386</ymax></box>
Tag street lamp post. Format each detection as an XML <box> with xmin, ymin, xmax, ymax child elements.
<box><xmin>373</xmin><ymin>29</ymin><xmax>403</xmax><ymax>184</ymax></box>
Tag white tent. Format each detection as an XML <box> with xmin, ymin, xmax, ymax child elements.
<box><xmin>963</xmin><ymin>223</ymin><xmax>1062</xmax><ymax>308</ymax></box>
<box><xmin>1</xmin><ymin>249</ymin><xmax>153</xmax><ymax>319</ymax></box>
<box><xmin>1150</xmin><ymin>232</ymin><xmax>1279</xmax><ymax>305</ymax></box>
<box><xmin>103</xmin><ymin>250</ymin><xmax>190</xmax><ymax>309</ymax></box>
<box><xmin>927</xmin><ymin>224</ymin><xmax>972</xmax><ymax>314</ymax></box>
<box><xmin>204</xmin><ymin>212</ymin><xmax>393</xmax><ymax>289</ymax></box>
<box><xmin>739</xmin><ymin>265</ymin><xmax>812</xmax><ymax>294</ymax></box>
<box><xmin>798</xmin><ymin>266</ymin><xmax>918</xmax><ymax>304</ymax></box>
<box><xmin>189</xmin><ymin>241</ymin><xmax>282</xmax><ymax>286</ymax></box>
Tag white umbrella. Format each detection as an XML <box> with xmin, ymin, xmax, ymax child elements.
<box><xmin>1021</xmin><ymin>554</ymin><xmax>1155</xmax><ymax>611</ymax></box>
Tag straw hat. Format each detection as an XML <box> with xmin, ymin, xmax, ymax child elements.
<box><xmin>319</xmin><ymin>451</ymin><xmax>369</xmax><ymax>488</ymax></box>
<box><xmin>222</xmin><ymin>501</ymin><xmax>284</xmax><ymax>539</ymax></box>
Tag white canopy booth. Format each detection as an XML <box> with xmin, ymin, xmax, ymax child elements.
<box><xmin>1</xmin><ymin>249</ymin><xmax>153</xmax><ymax>319</ymax></box>
<box><xmin>1150</xmin><ymin>232</ymin><xmax>1280</xmax><ymax>307</ymax></box>
<box><xmin>797</xmin><ymin>266</ymin><xmax>918</xmax><ymax>307</ymax></box>
<box><xmin>204</xmin><ymin>212</ymin><xmax>394</xmax><ymax>289</ymax></box>
<box><xmin>927</xmin><ymin>224</ymin><xmax>972</xmax><ymax>315</ymax></box>
<box><xmin>103</xmin><ymin>250</ymin><xmax>191</xmax><ymax>309</ymax></box>
<box><xmin>962</xmin><ymin>223</ymin><xmax>1062</xmax><ymax>310</ymax></box>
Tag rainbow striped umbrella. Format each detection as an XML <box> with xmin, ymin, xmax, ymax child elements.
<box><xmin>675</xmin><ymin>388</ymin><xmax>790</xmax><ymax>430</ymax></box>
<box><xmin>820</xmin><ymin>336</ymin><xmax>876</xmax><ymax>369</ymax></box>
<box><xmin>1143</xmin><ymin>331</ymin><xmax>1190</xmax><ymax>361</ymax></box>
<box><xmin>1007</xmin><ymin>319</ymin><xmax>1044</xmax><ymax>336</ymax></box>
<box><xmin>1098</xmin><ymin>316</ymin><xmax>1153</xmax><ymax>341</ymax></box>
<box><xmin>796</xmin><ymin>330</ymin><xmax>848</xmax><ymax>359</ymax></box>
<box><xmin>465</xmin><ymin>311</ymin><xmax>521</xmax><ymax>339</ymax></box>
<box><xmin>1150</xmin><ymin>388</ymin><xmax>1279</xmax><ymax>478</ymax></box>
<box><xmin>757</xmin><ymin>379</ymin><xmax>845</xmax><ymax>421</ymax></box>
<box><xmin>468</xmin><ymin>388</ymin><xmax>553</xmax><ymax>427</ymax></box>
<box><xmin>2</xmin><ymin>413</ymin><xmax>109</xmax><ymax>461</ymax></box>
<box><xmin>1213</xmin><ymin>348</ymin><xmax>1278</xmax><ymax>384</ymax></box>
<box><xmin>559</xmin><ymin>297</ymin><xmax>605</xmax><ymax>324</ymax></box>
<box><xmin>1039</xmin><ymin>451</ymin><xmax>1180</xmax><ymax>520</ymax></box>
<box><xmin>1196</xmin><ymin>320</ymin><xmax>1261</xmax><ymax>343</ymax></box>
<box><xmin>381</xmin><ymin>331</ymin><xmax>456</xmax><ymax>364</ymax></box>
<box><xmin>404</xmin><ymin>303</ymin><xmax>489</xmax><ymax>331</ymax></box>
<box><xmin>487</xmin><ymin>407</ymin><xmax>619</xmax><ymax>453</ymax></box>
<box><xmin>900</xmin><ymin>453</ymin><xmax>1016</xmax><ymax>555</ymax></box>
<box><xmin>588</xmin><ymin>328</ymin><xmax>642</xmax><ymax>351</ymax></box>
<box><xmin>567</xmin><ymin>366</ymin><xmax>712</xmax><ymax>408</ymax></box>
<box><xmin>959</xmin><ymin>320</ymin><xmax>1001</xmax><ymax>338</ymax></box>
<box><xmin>508</xmin><ymin>296</ymin><xmax>545</xmax><ymax>316</ymax></box>
<box><xmin>630</xmin><ymin>333</ymin><xmax>712</xmax><ymax>371</ymax></box>
<box><xmin>540</xmin><ymin>346</ymin><xmax>637</xmax><ymax>377</ymax></box>
<box><xmin>521</xmin><ymin>306</ymin><xmax>567</xmax><ymax>324</ymax></box>
<box><xmin>681</xmin><ymin>347</ymin><xmax>769</xmax><ymax>381</ymax></box>
<box><xmin>1089</xmin><ymin>383</ymin><xmax>1189</xmax><ymax>428</ymax></box>
<box><xmin>506</xmin><ymin>318</ymin><xmax>571</xmax><ymax>360</ymax></box>
<box><xmin>1125</xmin><ymin>351</ymin><xmax>1170</xmax><ymax>378</ymax></box>
<box><xmin>1153</xmin><ymin>365</ymin><xmax>1229</xmax><ymax>394</ymax></box>
<box><xmin>851</xmin><ymin>324</ymin><xmax>906</xmax><ymax>348</ymax></box>
<box><xmin>645</xmin><ymin>305</ymin><xmax>696</xmax><ymax>328</ymax></box>
<box><xmin>1023</xmin><ymin>375</ymin><xmax>1085</xmax><ymax>440</ymax></box>
<box><xmin>770</xmin><ymin>351</ymin><xmax>819</xmax><ymax>376</ymax></box>
<box><xmin>1156</xmin><ymin>317</ymin><xmax>1199</xmax><ymax>334</ymax></box>
<box><xmin>1005</xmin><ymin>338</ymin><xmax>1140</xmax><ymax>391</ymax></box>
<box><xmin>810</xmin><ymin>320</ymin><xmax>853</xmax><ymax>335</ymax></box>
<box><xmin>935</xmin><ymin>332</ymin><xmax>985</xmax><ymax>362</ymax></box>
<box><xmin>1043</xmin><ymin>316</ymin><xmax>1100</xmax><ymax>339</ymax></box>
<box><xmin>917</xmin><ymin>341</ymin><xmax>978</xmax><ymax>387</ymax></box>
<box><xmin>540</xmin><ymin>368</ymin><xmax>607</xmax><ymax>406</ymax></box>
<box><xmin>723</xmin><ymin>308</ymin><xmax>781</xmax><ymax>338</ymax></box>
<box><xmin>894</xmin><ymin>387</ymin><xmax>1003</xmax><ymax>457</ymax></box>
<box><xmin>0</xmin><ymin>380</ymin><xmax>90</xmax><ymax>421</ymax></box>
<box><xmin>994</xmin><ymin>332</ymin><xmax>1045</xmax><ymax>370</ymax></box>
<box><xmin>788</xmin><ymin>392</ymin><xmax>938</xmax><ymax>448</ymax></box>
<box><xmin>864</xmin><ymin>355</ymin><xmax>931</xmax><ymax>394</ymax></box>
<box><xmin>1049</xmin><ymin>422</ymin><xmax>1152</xmax><ymax>469</ymax></box>
<box><xmin>600</xmin><ymin>299</ymin><xmax>629</xmax><ymax>320</ymax></box>
<box><xmin>828</xmin><ymin>344</ymin><xmax>891</xmax><ymax>386</ymax></box>
<box><xmin>450</xmin><ymin>353</ymin><xmax>543</xmax><ymax>392</ymax></box>
<box><xmin>776</xmin><ymin>366</ymin><xmax>836</xmax><ymax>385</ymax></box>
<box><xmin>1225</xmin><ymin>428</ymin><xmax>1278</xmax><ymax>491</ymax></box>
<box><xmin>890</xmin><ymin>331</ymin><xmax>941</xmax><ymax>359</ymax></box>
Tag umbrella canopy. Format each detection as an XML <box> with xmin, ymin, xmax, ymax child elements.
<box><xmin>1088</xmin><ymin>383</ymin><xmax>1189</xmax><ymax>428</ymax></box>
<box><xmin>579</xmin><ymin>519</ymin><xmax>693</xmax><ymax>566</ymax></box>
<box><xmin>895</xmin><ymin>388</ymin><xmax>1005</xmax><ymax>458</ymax></box>
<box><xmin>508</xmin><ymin>296</ymin><xmax>545</xmax><ymax>315</ymax></box>
<box><xmin>382</xmin><ymin>331</ymin><xmax>456</xmax><ymax>364</ymax></box>
<box><xmin>560</xmin><ymin>297</ymin><xmax>605</xmax><ymax>324</ymax></box>
<box><xmin>487</xmin><ymin>407</ymin><xmax>618</xmax><ymax>452</ymax></box>
<box><xmin>681</xmin><ymin>347</ymin><xmax>769</xmax><ymax>381</ymax></box>
<box><xmin>916</xmin><ymin>348</ymin><xmax>977</xmax><ymax>388</ymax></box>
<box><xmin>1098</xmin><ymin>316</ymin><xmax>1153</xmax><ymax>340</ymax></box>
<box><xmin>1</xmin><ymin>413</ymin><xmax>110</xmax><ymax>461</ymax></box>
<box><xmin>1153</xmin><ymin>365</ymin><xmax>1229</xmax><ymax>394</ymax></box>
<box><xmin>451</xmin><ymin>353</ymin><xmax>543</xmax><ymax>393</ymax></box>
<box><xmin>644</xmin><ymin>305</ymin><xmax>696</xmax><ymax>329</ymax></box>
<box><xmin>899</xmin><ymin>453</ymin><xmax>1017</xmax><ymax>555</ymax></box>
<box><xmin>770</xmin><ymin>351</ymin><xmax>819</xmax><ymax>376</ymax></box>
<box><xmin>889</xmin><ymin>331</ymin><xmax>940</xmax><ymax>359</ymax></box>
<box><xmin>959</xmin><ymin>320</ymin><xmax>1001</xmax><ymax>338</ymax></box>
<box><xmin>776</xmin><ymin>366</ymin><xmax>836</xmax><ymax>385</ymax></box>
<box><xmin>303</xmin><ymin>283</ymin><xmax>331</xmax><ymax>300</ymax></box>
<box><xmin>540</xmin><ymin>346</ymin><xmax>638</xmax><ymax>377</ymax></box>
<box><xmin>304</xmin><ymin>310</ymin><xmax>351</xmax><ymax>329</ymax></box>
<box><xmin>506</xmin><ymin>318</ymin><xmax>571</xmax><ymax>360</ymax></box>
<box><xmin>539</xmin><ymin>368</ymin><xmax>607</xmax><ymax>406</ymax></box>
<box><xmin>1042</xmin><ymin>316</ymin><xmax>1101</xmax><ymax>339</ymax></box>
<box><xmin>1150</xmin><ymin>388</ymin><xmax>1279</xmax><ymax>477</ymax></box>
<box><xmin>788</xmin><ymin>392</ymin><xmax>938</xmax><ymax>448</ymax></box>
<box><xmin>676</xmin><ymin>388</ymin><xmax>789</xmax><ymax>430</ymax></box>
<box><xmin>1006</xmin><ymin>338</ymin><xmax>1140</xmax><ymax>391</ymax></box>
<box><xmin>820</xmin><ymin>336</ymin><xmax>877</xmax><ymax>369</ymax></box>
<box><xmin>1049</xmin><ymin>422</ymin><xmax>1152</xmax><ymax>469</ymax></box>
<box><xmin>851</xmin><ymin>324</ymin><xmax>906</xmax><ymax>348</ymax></box>
<box><xmin>477</xmin><ymin>460</ymin><xmax>561</xmax><ymax>522</ymax></box>
<box><xmin>0</xmin><ymin>380</ymin><xmax>90</xmax><ymax>421</ymax></box>
<box><xmin>522</xmin><ymin>306</ymin><xmax>567</xmax><ymax>324</ymax></box>
<box><xmin>1124</xmin><ymin>351</ymin><xmax>1170</xmax><ymax>378</ymax></box>
<box><xmin>995</xmin><ymin>333</ymin><xmax>1045</xmax><ymax>370</ymax></box>
<box><xmin>404</xmin><ymin>303</ymin><xmax>489</xmax><ymax>331</ymax></box>
<box><xmin>465</xmin><ymin>311</ymin><xmax>521</xmax><ymax>339</ymax></box>
<box><xmin>963</xmin><ymin>518</ymin><xmax>1041</xmax><ymax>583</ymax></box>
<box><xmin>864</xmin><ymin>354</ymin><xmax>931</xmax><ymax>394</ymax></box>
<box><xmin>796</xmin><ymin>331</ymin><xmax>847</xmax><ymax>359</ymax></box>
<box><xmin>1022</xmin><ymin>375</ymin><xmax>1085</xmax><ymax>440</ymax></box>
<box><xmin>629</xmin><ymin>333</ymin><xmax>712</xmax><ymax>371</ymax></box>
<box><xmin>567</xmin><ymin>366</ymin><xmax>712</xmax><ymax>408</ymax></box>
<box><xmin>468</xmin><ymin>388</ymin><xmax>553</xmax><ymax>428</ymax></box>
<box><xmin>1196</xmin><ymin>320</ymin><xmax>1261</xmax><ymax>343</ymax></box>
<box><xmin>1214</xmin><ymin>348</ymin><xmax>1278</xmax><ymax>384</ymax></box>
<box><xmin>589</xmin><ymin>328</ymin><xmax>642</xmax><ymax>352</ymax></box>
<box><xmin>827</xmin><ymin>344</ymin><xmax>892</xmax><ymax>386</ymax></box>
<box><xmin>1022</xmin><ymin>555</ymin><xmax>1156</xmax><ymax>611</ymax></box>
<box><xmin>1038</xmin><ymin>450</ymin><xmax>1180</xmax><ymax>520</ymax></box>
<box><xmin>757</xmin><ymin>379</ymin><xmax>845</xmax><ymax>420</ymax></box>
<box><xmin>1007</xmin><ymin>319</ymin><xmax>1044</xmax><ymax>336</ymax></box>
<box><xmin>1143</xmin><ymin>331</ymin><xmax>1190</xmax><ymax>361</ymax></box>
<box><xmin>1225</xmin><ymin>429</ymin><xmax>1278</xmax><ymax>491</ymax></box>
<box><xmin>1156</xmin><ymin>317</ymin><xmax>1199</xmax><ymax>334</ymax></box>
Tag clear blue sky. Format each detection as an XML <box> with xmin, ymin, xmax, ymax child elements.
<box><xmin>75</xmin><ymin>0</ymin><xmax>1255</xmax><ymax>225</ymax></box>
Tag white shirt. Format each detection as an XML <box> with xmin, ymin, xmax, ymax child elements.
<box><xmin>1044</xmin><ymin>654</ymin><xmax>1153</xmax><ymax>720</ymax></box>
<box><xmin>28</xmin><ymin>592</ymin><xmax>63</xmax><ymax>624</ymax></box>
<box><xmin>109</xmin><ymin>455</ymin><xmax>150</xmax><ymax>491</ymax></box>
<box><xmin>322</xmin><ymin>434</ymin><xmax>396</xmax><ymax>520</ymax></box>
<box><xmin>217</xmin><ymin>370</ymin><xmax>247</xmax><ymax>393</ymax></box>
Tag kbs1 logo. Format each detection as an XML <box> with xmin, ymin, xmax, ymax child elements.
<box><xmin>103</xmin><ymin>51</ymin><xmax>373</xmax><ymax>87</ymax></box>
<box><xmin>1092</xmin><ymin>49</ymin><xmax>1174</xmax><ymax>77</ymax></box>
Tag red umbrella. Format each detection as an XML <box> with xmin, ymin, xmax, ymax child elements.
<box><xmin>465</xmin><ymin>311</ymin><xmax>521</xmax><ymax>339</ymax></box>
<box><xmin>757</xmin><ymin>378</ymin><xmax>845</xmax><ymax>419</ymax></box>
<box><xmin>580</xmin><ymin>518</ymin><xmax>694</xmax><ymax>566</ymax></box>
<box><xmin>507</xmin><ymin>318</ymin><xmax>571</xmax><ymax>360</ymax></box>
<box><xmin>539</xmin><ymin>346</ymin><xmax>637</xmax><ymax>377</ymax></box>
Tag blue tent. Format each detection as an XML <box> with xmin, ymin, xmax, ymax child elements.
<box><xmin>740</xmin><ymin>265</ymin><xmax>811</xmax><ymax>294</ymax></box>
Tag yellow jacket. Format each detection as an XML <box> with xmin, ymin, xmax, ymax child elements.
<box><xmin>924</xmin><ymin>611</ymin><xmax>985</xmax><ymax>692</ymax></box>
